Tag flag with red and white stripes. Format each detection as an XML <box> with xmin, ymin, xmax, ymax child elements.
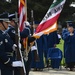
<box><xmin>33</xmin><ymin>0</ymin><xmax>66</xmax><ymax>38</ymax></box>
<box><xmin>19</xmin><ymin>0</ymin><xmax>27</xmax><ymax>32</ymax></box>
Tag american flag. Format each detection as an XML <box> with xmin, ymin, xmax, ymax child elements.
<box><xmin>19</xmin><ymin>0</ymin><xmax>27</xmax><ymax>32</ymax></box>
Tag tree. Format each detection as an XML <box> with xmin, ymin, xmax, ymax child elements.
<box><xmin>0</xmin><ymin>0</ymin><xmax>75</xmax><ymax>22</ymax></box>
<box><xmin>27</xmin><ymin>0</ymin><xmax>53</xmax><ymax>22</ymax></box>
<box><xmin>0</xmin><ymin>0</ymin><xmax>18</xmax><ymax>14</ymax></box>
<box><xmin>27</xmin><ymin>0</ymin><xmax>75</xmax><ymax>22</ymax></box>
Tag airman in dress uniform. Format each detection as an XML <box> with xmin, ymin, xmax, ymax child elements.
<box><xmin>0</xmin><ymin>19</ymin><xmax>14</xmax><ymax>75</ymax></box>
<box><xmin>0</xmin><ymin>13</ymin><xmax>23</xmax><ymax>75</ymax></box>
<box><xmin>5</xmin><ymin>13</ymin><xmax>22</xmax><ymax>75</ymax></box>
<box><xmin>20</xmin><ymin>21</ymin><xmax>36</xmax><ymax>75</ymax></box>
<box><xmin>5</xmin><ymin>14</ymin><xmax>16</xmax><ymax>44</ymax></box>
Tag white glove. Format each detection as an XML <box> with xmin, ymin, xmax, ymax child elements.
<box><xmin>31</xmin><ymin>46</ymin><xmax>37</xmax><ymax>51</ymax></box>
<box><xmin>12</xmin><ymin>44</ymin><xmax>17</xmax><ymax>51</ymax></box>
<box><xmin>12</xmin><ymin>61</ymin><xmax>23</xmax><ymax>67</ymax></box>
<box><xmin>19</xmin><ymin>43</ymin><xmax>21</xmax><ymax>49</ymax></box>
<box><xmin>70</xmin><ymin>33</ymin><xmax>74</xmax><ymax>36</ymax></box>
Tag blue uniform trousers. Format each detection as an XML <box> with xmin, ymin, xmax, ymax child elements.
<box><xmin>25</xmin><ymin>51</ymin><xmax>32</xmax><ymax>75</ymax></box>
<box><xmin>1</xmin><ymin>67</ymin><xmax>13</xmax><ymax>75</ymax></box>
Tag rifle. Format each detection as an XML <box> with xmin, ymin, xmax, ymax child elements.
<box><xmin>30</xmin><ymin>10</ymin><xmax>39</xmax><ymax>62</ymax></box>
<box><xmin>15</xmin><ymin>12</ymin><xmax>26</xmax><ymax>75</ymax></box>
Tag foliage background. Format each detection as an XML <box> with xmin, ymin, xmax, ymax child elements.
<box><xmin>0</xmin><ymin>0</ymin><xmax>75</xmax><ymax>24</ymax></box>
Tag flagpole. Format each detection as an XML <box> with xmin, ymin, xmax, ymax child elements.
<box><xmin>15</xmin><ymin>12</ymin><xmax>26</xmax><ymax>75</ymax></box>
<box><xmin>25</xmin><ymin>0</ymin><xmax>27</xmax><ymax>21</ymax></box>
<box><xmin>30</xmin><ymin>10</ymin><xmax>40</xmax><ymax>62</ymax></box>
<box><xmin>15</xmin><ymin>11</ymin><xmax>26</xmax><ymax>75</ymax></box>
<box><xmin>31</xmin><ymin>9</ymin><xmax>34</xmax><ymax>34</ymax></box>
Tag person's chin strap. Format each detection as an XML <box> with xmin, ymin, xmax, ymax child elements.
<box><xmin>1</xmin><ymin>21</ymin><xmax>7</xmax><ymax>30</ymax></box>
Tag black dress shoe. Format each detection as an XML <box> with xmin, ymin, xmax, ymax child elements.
<box><xmin>37</xmin><ymin>69</ymin><xmax>43</xmax><ymax>71</ymax></box>
<box><xmin>32</xmin><ymin>68</ymin><xmax>37</xmax><ymax>71</ymax></box>
<box><xmin>70</xmin><ymin>68</ymin><xmax>74</xmax><ymax>71</ymax></box>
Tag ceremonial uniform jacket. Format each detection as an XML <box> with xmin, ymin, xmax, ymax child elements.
<box><xmin>6</xmin><ymin>25</ymin><xmax>16</xmax><ymax>43</ymax></box>
<box><xmin>20</xmin><ymin>26</ymin><xmax>35</xmax><ymax>45</ymax></box>
<box><xmin>0</xmin><ymin>30</ymin><xmax>14</xmax><ymax>69</ymax></box>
